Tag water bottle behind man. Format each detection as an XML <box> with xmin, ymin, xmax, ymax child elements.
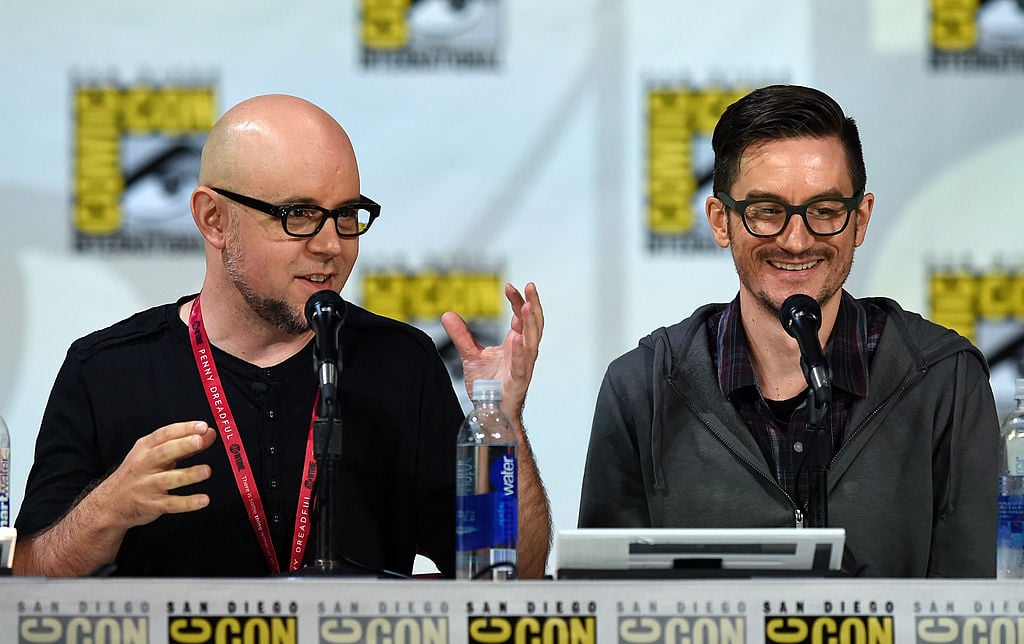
<box><xmin>998</xmin><ymin>378</ymin><xmax>1024</xmax><ymax>578</ymax></box>
<box><xmin>0</xmin><ymin>415</ymin><xmax>10</xmax><ymax>528</ymax></box>
<box><xmin>455</xmin><ymin>379</ymin><xmax>518</xmax><ymax>580</ymax></box>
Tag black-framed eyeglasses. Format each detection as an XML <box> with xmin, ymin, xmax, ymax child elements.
<box><xmin>716</xmin><ymin>191</ymin><xmax>864</xmax><ymax>238</ymax></box>
<box><xmin>211</xmin><ymin>187</ymin><xmax>380</xmax><ymax>238</ymax></box>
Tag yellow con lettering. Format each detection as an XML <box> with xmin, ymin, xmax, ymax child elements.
<box><xmin>362</xmin><ymin>0</ymin><xmax>410</xmax><ymax>50</ymax></box>
<box><xmin>931</xmin><ymin>0</ymin><xmax>979</xmax><ymax>51</ymax></box>
<box><xmin>929</xmin><ymin>269</ymin><xmax>978</xmax><ymax>342</ymax></box>
<box><xmin>647</xmin><ymin>89</ymin><xmax>693</xmax><ymax>235</ymax></box>
<box><xmin>75</xmin><ymin>86</ymin><xmax>123</xmax><ymax>234</ymax></box>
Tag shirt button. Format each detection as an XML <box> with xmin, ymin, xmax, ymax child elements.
<box><xmin>269</xmin><ymin>478</ymin><xmax>280</xmax><ymax>490</ymax></box>
<box><xmin>266</xmin><ymin>409</ymin><xmax>276</xmax><ymax>419</ymax></box>
<box><xmin>268</xmin><ymin>446</ymin><xmax>277</xmax><ymax>456</ymax></box>
<box><xmin>793</xmin><ymin>441</ymin><xmax>804</xmax><ymax>453</ymax></box>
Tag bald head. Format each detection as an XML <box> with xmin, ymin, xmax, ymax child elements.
<box><xmin>199</xmin><ymin>94</ymin><xmax>360</xmax><ymax>199</ymax></box>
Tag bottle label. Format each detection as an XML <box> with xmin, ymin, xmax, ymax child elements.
<box><xmin>998</xmin><ymin>492</ymin><xmax>1024</xmax><ymax>555</ymax></box>
<box><xmin>456</xmin><ymin>447</ymin><xmax>517</xmax><ymax>552</ymax></box>
<box><xmin>0</xmin><ymin>449</ymin><xmax>9</xmax><ymax>528</ymax></box>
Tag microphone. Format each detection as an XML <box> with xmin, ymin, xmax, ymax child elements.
<box><xmin>305</xmin><ymin>290</ymin><xmax>347</xmax><ymax>416</ymax></box>
<box><xmin>778</xmin><ymin>294</ymin><xmax>832</xmax><ymax>407</ymax></box>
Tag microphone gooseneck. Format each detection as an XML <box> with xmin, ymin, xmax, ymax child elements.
<box><xmin>779</xmin><ymin>293</ymin><xmax>833</xmax><ymax>529</ymax></box>
<box><xmin>303</xmin><ymin>290</ymin><xmax>348</xmax><ymax>574</ymax></box>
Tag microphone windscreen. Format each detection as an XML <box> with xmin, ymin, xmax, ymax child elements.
<box><xmin>305</xmin><ymin>290</ymin><xmax>347</xmax><ymax>327</ymax></box>
<box><xmin>779</xmin><ymin>294</ymin><xmax>820</xmax><ymax>335</ymax></box>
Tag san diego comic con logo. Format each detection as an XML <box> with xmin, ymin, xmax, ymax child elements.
<box><xmin>318</xmin><ymin>599</ymin><xmax>450</xmax><ymax>644</ymax></box>
<box><xmin>17</xmin><ymin>599</ymin><xmax>151</xmax><ymax>644</ymax></box>
<box><xmin>929</xmin><ymin>264</ymin><xmax>1024</xmax><ymax>408</ymax></box>
<box><xmin>644</xmin><ymin>84</ymin><xmax>750</xmax><ymax>254</ymax></box>
<box><xmin>917</xmin><ymin>616</ymin><xmax>1024</xmax><ymax>643</ymax></box>
<box><xmin>19</xmin><ymin>616</ymin><xmax>149</xmax><ymax>644</ymax></box>
<box><xmin>618</xmin><ymin>616</ymin><xmax>746</xmax><ymax>644</ymax></box>
<box><xmin>762</xmin><ymin>600</ymin><xmax>896</xmax><ymax>644</ymax></box>
<box><xmin>73</xmin><ymin>80</ymin><xmax>215</xmax><ymax>253</ymax></box>
<box><xmin>319</xmin><ymin>616</ymin><xmax>449</xmax><ymax>643</ymax></box>
<box><xmin>165</xmin><ymin>599</ymin><xmax>299</xmax><ymax>644</ymax></box>
<box><xmin>360</xmin><ymin>0</ymin><xmax>502</xmax><ymax>70</ymax></box>
<box><xmin>929</xmin><ymin>265</ymin><xmax>1024</xmax><ymax>345</ymax></box>
<box><xmin>764</xmin><ymin>616</ymin><xmax>895</xmax><ymax>644</ymax></box>
<box><xmin>362</xmin><ymin>265</ymin><xmax>504</xmax><ymax>409</ymax></box>
<box><xmin>931</xmin><ymin>0</ymin><xmax>1024</xmax><ymax>71</ymax></box>
<box><xmin>465</xmin><ymin>600</ymin><xmax>597</xmax><ymax>644</ymax></box>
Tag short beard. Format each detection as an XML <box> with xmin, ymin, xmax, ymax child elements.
<box><xmin>726</xmin><ymin>216</ymin><xmax>851</xmax><ymax>318</ymax></box>
<box><xmin>223</xmin><ymin>228</ymin><xmax>308</xmax><ymax>336</ymax></box>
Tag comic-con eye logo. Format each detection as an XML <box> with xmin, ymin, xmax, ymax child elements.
<box><xmin>73</xmin><ymin>82</ymin><xmax>215</xmax><ymax>253</ymax></box>
<box><xmin>931</xmin><ymin>0</ymin><xmax>1024</xmax><ymax>71</ymax></box>
<box><xmin>360</xmin><ymin>0</ymin><xmax>502</xmax><ymax>70</ymax></box>
<box><xmin>645</xmin><ymin>84</ymin><xmax>750</xmax><ymax>254</ymax></box>
<box><xmin>362</xmin><ymin>266</ymin><xmax>503</xmax><ymax>412</ymax></box>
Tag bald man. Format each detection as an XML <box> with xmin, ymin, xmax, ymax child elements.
<box><xmin>14</xmin><ymin>94</ymin><xmax>550</xmax><ymax>578</ymax></box>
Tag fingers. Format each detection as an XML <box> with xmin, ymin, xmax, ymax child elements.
<box><xmin>447</xmin><ymin>282</ymin><xmax>543</xmax><ymax>409</ymax></box>
<box><xmin>151</xmin><ymin>463</ymin><xmax>213</xmax><ymax>514</ymax></box>
<box><xmin>107</xmin><ymin>421</ymin><xmax>217</xmax><ymax>527</ymax></box>
<box><xmin>136</xmin><ymin>421</ymin><xmax>217</xmax><ymax>468</ymax></box>
<box><xmin>441</xmin><ymin>310</ymin><xmax>483</xmax><ymax>360</ymax></box>
<box><xmin>521</xmin><ymin>282</ymin><xmax>544</xmax><ymax>349</ymax></box>
<box><xmin>504</xmin><ymin>282</ymin><xmax>543</xmax><ymax>340</ymax></box>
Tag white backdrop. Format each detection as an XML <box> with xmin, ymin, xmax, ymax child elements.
<box><xmin>1</xmin><ymin>0</ymin><xmax>1023</xmax><ymax>572</ymax></box>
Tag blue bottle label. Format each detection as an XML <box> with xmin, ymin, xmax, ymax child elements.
<box><xmin>456</xmin><ymin>450</ymin><xmax>517</xmax><ymax>552</ymax></box>
<box><xmin>998</xmin><ymin>493</ymin><xmax>1024</xmax><ymax>550</ymax></box>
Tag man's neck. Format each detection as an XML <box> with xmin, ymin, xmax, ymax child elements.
<box><xmin>179</xmin><ymin>288</ymin><xmax>313</xmax><ymax>369</ymax></box>
<box><xmin>740</xmin><ymin>292</ymin><xmax>840</xmax><ymax>401</ymax></box>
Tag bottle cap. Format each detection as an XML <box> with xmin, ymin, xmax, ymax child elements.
<box><xmin>471</xmin><ymin>379</ymin><xmax>502</xmax><ymax>401</ymax></box>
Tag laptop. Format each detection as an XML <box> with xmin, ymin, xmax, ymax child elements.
<box><xmin>555</xmin><ymin>527</ymin><xmax>846</xmax><ymax>579</ymax></box>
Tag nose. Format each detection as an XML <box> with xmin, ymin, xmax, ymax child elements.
<box><xmin>775</xmin><ymin>213</ymin><xmax>816</xmax><ymax>254</ymax></box>
<box><xmin>305</xmin><ymin>217</ymin><xmax>347</xmax><ymax>255</ymax></box>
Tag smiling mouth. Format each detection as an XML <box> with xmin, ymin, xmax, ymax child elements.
<box><xmin>769</xmin><ymin>259</ymin><xmax>819</xmax><ymax>271</ymax></box>
<box><xmin>302</xmin><ymin>275</ymin><xmax>331</xmax><ymax>284</ymax></box>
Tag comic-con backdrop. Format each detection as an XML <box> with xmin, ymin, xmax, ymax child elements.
<box><xmin>1</xmin><ymin>1</ymin><xmax>1023</xmax><ymax>569</ymax></box>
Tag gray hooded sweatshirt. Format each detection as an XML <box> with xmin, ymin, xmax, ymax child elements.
<box><xmin>579</xmin><ymin>296</ymin><xmax>998</xmax><ymax>577</ymax></box>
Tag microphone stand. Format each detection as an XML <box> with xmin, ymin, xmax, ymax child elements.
<box><xmin>802</xmin><ymin>372</ymin><xmax>831</xmax><ymax>529</ymax></box>
<box><xmin>310</xmin><ymin>386</ymin><xmax>343</xmax><ymax>573</ymax></box>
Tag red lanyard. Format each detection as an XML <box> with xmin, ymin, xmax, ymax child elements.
<box><xmin>188</xmin><ymin>295</ymin><xmax>318</xmax><ymax>574</ymax></box>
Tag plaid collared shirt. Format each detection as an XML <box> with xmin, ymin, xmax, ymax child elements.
<box><xmin>708</xmin><ymin>291</ymin><xmax>886</xmax><ymax>509</ymax></box>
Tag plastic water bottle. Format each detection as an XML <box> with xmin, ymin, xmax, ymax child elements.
<box><xmin>0</xmin><ymin>415</ymin><xmax>10</xmax><ymax>528</ymax></box>
<box><xmin>455</xmin><ymin>379</ymin><xmax>518</xmax><ymax>580</ymax></box>
<box><xmin>998</xmin><ymin>378</ymin><xmax>1024</xmax><ymax>578</ymax></box>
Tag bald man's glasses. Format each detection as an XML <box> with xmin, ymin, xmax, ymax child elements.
<box><xmin>211</xmin><ymin>188</ymin><xmax>380</xmax><ymax>238</ymax></box>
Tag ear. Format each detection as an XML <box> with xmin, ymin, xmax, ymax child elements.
<box><xmin>191</xmin><ymin>187</ymin><xmax>227</xmax><ymax>249</ymax></box>
<box><xmin>706</xmin><ymin>195</ymin><xmax>731</xmax><ymax>248</ymax></box>
<box><xmin>853</xmin><ymin>192</ymin><xmax>874</xmax><ymax>248</ymax></box>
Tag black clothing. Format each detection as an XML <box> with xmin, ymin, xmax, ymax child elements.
<box><xmin>16</xmin><ymin>296</ymin><xmax>464</xmax><ymax>577</ymax></box>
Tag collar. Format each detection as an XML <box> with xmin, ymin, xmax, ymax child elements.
<box><xmin>713</xmin><ymin>290</ymin><xmax>871</xmax><ymax>400</ymax></box>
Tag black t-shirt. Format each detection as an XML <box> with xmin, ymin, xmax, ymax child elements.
<box><xmin>16</xmin><ymin>296</ymin><xmax>464</xmax><ymax>577</ymax></box>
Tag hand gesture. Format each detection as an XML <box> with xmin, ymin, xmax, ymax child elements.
<box><xmin>97</xmin><ymin>421</ymin><xmax>217</xmax><ymax>529</ymax></box>
<box><xmin>441</xmin><ymin>282</ymin><xmax>544</xmax><ymax>418</ymax></box>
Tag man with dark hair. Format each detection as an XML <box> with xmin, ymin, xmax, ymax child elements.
<box><xmin>579</xmin><ymin>84</ymin><xmax>998</xmax><ymax>577</ymax></box>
